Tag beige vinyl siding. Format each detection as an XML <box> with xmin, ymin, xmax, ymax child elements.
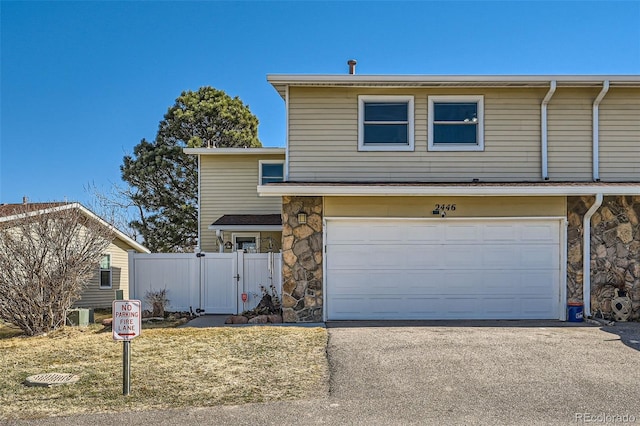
<box><xmin>288</xmin><ymin>86</ymin><xmax>640</xmax><ymax>183</ymax></box>
<box><xmin>324</xmin><ymin>196</ymin><xmax>566</xmax><ymax>218</ymax></box>
<box><xmin>600</xmin><ymin>88</ymin><xmax>640</xmax><ymax>181</ymax></box>
<box><xmin>199</xmin><ymin>154</ymin><xmax>284</xmax><ymax>252</ymax></box>
<box><xmin>75</xmin><ymin>238</ymin><xmax>132</xmax><ymax>308</ymax></box>
<box><xmin>547</xmin><ymin>88</ymin><xmax>597</xmax><ymax>181</ymax></box>
<box><xmin>288</xmin><ymin>87</ymin><xmax>546</xmax><ymax>182</ymax></box>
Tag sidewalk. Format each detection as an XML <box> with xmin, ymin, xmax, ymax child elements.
<box><xmin>177</xmin><ymin>314</ymin><xmax>324</xmax><ymax>328</ymax></box>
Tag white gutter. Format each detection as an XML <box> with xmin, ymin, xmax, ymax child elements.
<box><xmin>541</xmin><ymin>81</ymin><xmax>557</xmax><ymax>180</ymax></box>
<box><xmin>208</xmin><ymin>225</ymin><xmax>282</xmax><ymax>232</ymax></box>
<box><xmin>257</xmin><ymin>183</ymin><xmax>640</xmax><ymax>197</ymax></box>
<box><xmin>582</xmin><ymin>193</ymin><xmax>603</xmax><ymax>317</ymax></box>
<box><xmin>267</xmin><ymin>74</ymin><xmax>640</xmax><ymax>85</ymax></box>
<box><xmin>183</xmin><ymin>148</ymin><xmax>285</xmax><ymax>155</ymax></box>
<box><xmin>285</xmin><ymin>85</ymin><xmax>290</xmax><ymax>181</ymax></box>
<box><xmin>592</xmin><ymin>81</ymin><xmax>610</xmax><ymax>181</ymax></box>
<box><xmin>196</xmin><ymin>154</ymin><xmax>201</xmax><ymax>252</ymax></box>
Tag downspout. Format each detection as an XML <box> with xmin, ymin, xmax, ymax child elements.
<box><xmin>583</xmin><ymin>193</ymin><xmax>603</xmax><ymax>317</ymax></box>
<box><xmin>592</xmin><ymin>81</ymin><xmax>610</xmax><ymax>181</ymax></box>
<box><xmin>285</xmin><ymin>85</ymin><xmax>290</xmax><ymax>181</ymax></box>
<box><xmin>541</xmin><ymin>80</ymin><xmax>557</xmax><ymax>180</ymax></box>
<box><xmin>197</xmin><ymin>154</ymin><xmax>201</xmax><ymax>251</ymax></box>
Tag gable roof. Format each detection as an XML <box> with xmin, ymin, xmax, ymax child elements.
<box><xmin>0</xmin><ymin>202</ymin><xmax>150</xmax><ymax>253</ymax></box>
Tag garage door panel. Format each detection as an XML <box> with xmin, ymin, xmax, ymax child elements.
<box><xmin>326</xmin><ymin>218</ymin><xmax>562</xmax><ymax>320</ymax></box>
<box><xmin>444</xmin><ymin>225</ymin><xmax>481</xmax><ymax>242</ymax></box>
<box><xmin>521</xmin><ymin>246</ymin><xmax>559</xmax><ymax>267</ymax></box>
<box><xmin>406</xmin><ymin>224</ymin><xmax>444</xmax><ymax>242</ymax></box>
<box><xmin>406</xmin><ymin>248</ymin><xmax>443</xmax><ymax>267</ymax></box>
<box><xmin>443</xmin><ymin>246</ymin><xmax>481</xmax><ymax>267</ymax></box>
<box><xmin>483</xmin><ymin>225</ymin><xmax>520</xmax><ymax>241</ymax></box>
<box><xmin>521</xmin><ymin>224</ymin><xmax>559</xmax><ymax>242</ymax></box>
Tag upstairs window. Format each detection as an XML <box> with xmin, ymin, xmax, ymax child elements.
<box><xmin>99</xmin><ymin>254</ymin><xmax>112</xmax><ymax>289</ymax></box>
<box><xmin>358</xmin><ymin>95</ymin><xmax>414</xmax><ymax>151</ymax></box>
<box><xmin>428</xmin><ymin>95</ymin><xmax>484</xmax><ymax>151</ymax></box>
<box><xmin>259</xmin><ymin>161</ymin><xmax>284</xmax><ymax>185</ymax></box>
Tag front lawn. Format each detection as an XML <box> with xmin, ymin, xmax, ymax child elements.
<box><xmin>0</xmin><ymin>325</ymin><xmax>328</xmax><ymax>420</ymax></box>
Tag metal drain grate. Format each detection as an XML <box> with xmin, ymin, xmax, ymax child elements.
<box><xmin>25</xmin><ymin>373</ymin><xmax>80</xmax><ymax>387</ymax></box>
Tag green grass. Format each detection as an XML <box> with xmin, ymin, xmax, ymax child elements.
<box><xmin>0</xmin><ymin>325</ymin><xmax>328</xmax><ymax>420</ymax></box>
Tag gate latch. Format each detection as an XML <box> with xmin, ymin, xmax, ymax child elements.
<box><xmin>196</xmin><ymin>252</ymin><xmax>205</xmax><ymax>258</ymax></box>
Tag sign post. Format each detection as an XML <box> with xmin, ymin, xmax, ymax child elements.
<box><xmin>112</xmin><ymin>300</ymin><xmax>142</xmax><ymax>396</ymax></box>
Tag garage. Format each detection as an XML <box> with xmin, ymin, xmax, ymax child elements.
<box><xmin>325</xmin><ymin>218</ymin><xmax>563</xmax><ymax>320</ymax></box>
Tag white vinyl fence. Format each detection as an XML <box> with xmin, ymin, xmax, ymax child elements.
<box><xmin>129</xmin><ymin>251</ymin><xmax>282</xmax><ymax>314</ymax></box>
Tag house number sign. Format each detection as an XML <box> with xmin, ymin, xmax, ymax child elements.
<box><xmin>434</xmin><ymin>204</ymin><xmax>457</xmax><ymax>211</ymax></box>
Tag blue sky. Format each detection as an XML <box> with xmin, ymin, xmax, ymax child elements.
<box><xmin>1</xmin><ymin>0</ymin><xmax>639</xmax><ymax>206</ymax></box>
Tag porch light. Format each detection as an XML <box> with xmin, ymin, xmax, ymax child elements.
<box><xmin>297</xmin><ymin>212</ymin><xmax>307</xmax><ymax>224</ymax></box>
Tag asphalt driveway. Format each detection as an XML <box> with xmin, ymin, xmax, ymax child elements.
<box><xmin>325</xmin><ymin>321</ymin><xmax>640</xmax><ymax>425</ymax></box>
<box><xmin>11</xmin><ymin>321</ymin><xmax>640</xmax><ymax>426</ymax></box>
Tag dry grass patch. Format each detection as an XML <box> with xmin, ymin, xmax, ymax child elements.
<box><xmin>0</xmin><ymin>320</ymin><xmax>23</xmax><ymax>339</ymax></box>
<box><xmin>0</xmin><ymin>326</ymin><xmax>328</xmax><ymax>420</ymax></box>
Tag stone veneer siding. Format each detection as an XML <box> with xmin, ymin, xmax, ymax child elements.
<box><xmin>281</xmin><ymin>196</ymin><xmax>323</xmax><ymax>322</ymax></box>
<box><xmin>567</xmin><ymin>196</ymin><xmax>640</xmax><ymax>320</ymax></box>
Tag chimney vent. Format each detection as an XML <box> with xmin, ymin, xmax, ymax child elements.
<box><xmin>22</xmin><ymin>196</ymin><xmax>28</xmax><ymax>205</ymax></box>
<box><xmin>347</xmin><ymin>59</ymin><xmax>357</xmax><ymax>75</ymax></box>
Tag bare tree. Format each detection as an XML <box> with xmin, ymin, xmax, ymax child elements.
<box><xmin>0</xmin><ymin>204</ymin><xmax>114</xmax><ymax>336</ymax></box>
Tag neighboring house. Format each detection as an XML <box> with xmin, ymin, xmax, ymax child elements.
<box><xmin>189</xmin><ymin>72</ymin><xmax>640</xmax><ymax>323</ymax></box>
<box><xmin>184</xmin><ymin>148</ymin><xmax>285</xmax><ymax>254</ymax></box>
<box><xmin>0</xmin><ymin>202</ymin><xmax>149</xmax><ymax>308</ymax></box>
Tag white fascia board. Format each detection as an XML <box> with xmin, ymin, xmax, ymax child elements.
<box><xmin>258</xmin><ymin>184</ymin><xmax>640</xmax><ymax>197</ymax></box>
<box><xmin>267</xmin><ymin>74</ymin><xmax>640</xmax><ymax>86</ymax></box>
<box><xmin>183</xmin><ymin>148</ymin><xmax>285</xmax><ymax>155</ymax></box>
<box><xmin>207</xmin><ymin>225</ymin><xmax>282</xmax><ymax>231</ymax></box>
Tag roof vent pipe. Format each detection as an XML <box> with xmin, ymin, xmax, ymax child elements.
<box><xmin>592</xmin><ymin>80</ymin><xmax>610</xmax><ymax>182</ymax></box>
<box><xmin>347</xmin><ymin>59</ymin><xmax>357</xmax><ymax>75</ymax></box>
<box><xmin>22</xmin><ymin>196</ymin><xmax>28</xmax><ymax>205</ymax></box>
<box><xmin>541</xmin><ymin>80</ymin><xmax>557</xmax><ymax>181</ymax></box>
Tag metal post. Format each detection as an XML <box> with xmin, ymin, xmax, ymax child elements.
<box><xmin>123</xmin><ymin>340</ymin><xmax>131</xmax><ymax>396</ymax></box>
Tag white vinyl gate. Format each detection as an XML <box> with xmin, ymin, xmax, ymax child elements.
<box><xmin>129</xmin><ymin>251</ymin><xmax>282</xmax><ymax>314</ymax></box>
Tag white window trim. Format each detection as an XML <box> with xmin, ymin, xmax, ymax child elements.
<box><xmin>99</xmin><ymin>253</ymin><xmax>112</xmax><ymax>289</ymax></box>
<box><xmin>259</xmin><ymin>160</ymin><xmax>285</xmax><ymax>185</ymax></box>
<box><xmin>232</xmin><ymin>232</ymin><xmax>260</xmax><ymax>253</ymax></box>
<box><xmin>358</xmin><ymin>95</ymin><xmax>415</xmax><ymax>152</ymax></box>
<box><xmin>428</xmin><ymin>95</ymin><xmax>484</xmax><ymax>152</ymax></box>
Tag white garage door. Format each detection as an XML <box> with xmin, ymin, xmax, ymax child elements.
<box><xmin>326</xmin><ymin>218</ymin><xmax>562</xmax><ymax>320</ymax></box>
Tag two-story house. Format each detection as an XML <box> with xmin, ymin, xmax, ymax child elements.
<box><xmin>252</xmin><ymin>72</ymin><xmax>640</xmax><ymax>323</ymax></box>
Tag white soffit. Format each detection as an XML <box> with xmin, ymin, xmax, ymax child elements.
<box><xmin>258</xmin><ymin>184</ymin><xmax>640</xmax><ymax>197</ymax></box>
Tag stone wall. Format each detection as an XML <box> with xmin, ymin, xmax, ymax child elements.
<box><xmin>567</xmin><ymin>196</ymin><xmax>640</xmax><ymax>320</ymax></box>
<box><xmin>281</xmin><ymin>196</ymin><xmax>323</xmax><ymax>322</ymax></box>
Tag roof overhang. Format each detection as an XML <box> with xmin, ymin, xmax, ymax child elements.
<box><xmin>267</xmin><ymin>74</ymin><xmax>640</xmax><ymax>98</ymax></box>
<box><xmin>208</xmin><ymin>214</ymin><xmax>282</xmax><ymax>232</ymax></box>
<box><xmin>258</xmin><ymin>182</ymin><xmax>640</xmax><ymax>197</ymax></box>
<box><xmin>184</xmin><ymin>148</ymin><xmax>285</xmax><ymax>155</ymax></box>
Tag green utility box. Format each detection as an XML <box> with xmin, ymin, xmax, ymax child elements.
<box><xmin>66</xmin><ymin>308</ymin><xmax>93</xmax><ymax>327</ymax></box>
